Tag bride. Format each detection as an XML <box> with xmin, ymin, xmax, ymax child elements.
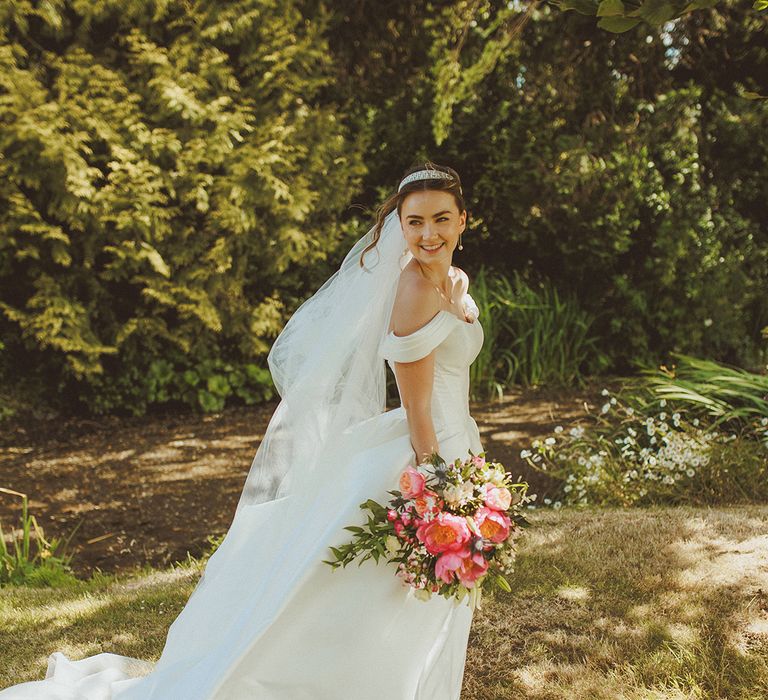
<box><xmin>0</xmin><ymin>161</ymin><xmax>486</xmax><ymax>699</ymax></box>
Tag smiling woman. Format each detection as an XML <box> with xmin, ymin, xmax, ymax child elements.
<box><xmin>0</xmin><ymin>161</ymin><xmax>484</xmax><ymax>700</ymax></box>
<box><xmin>365</xmin><ymin>161</ymin><xmax>473</xmax><ymax>468</ymax></box>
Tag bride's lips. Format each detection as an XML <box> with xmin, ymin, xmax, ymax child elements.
<box><xmin>420</xmin><ymin>242</ymin><xmax>445</xmax><ymax>255</ymax></box>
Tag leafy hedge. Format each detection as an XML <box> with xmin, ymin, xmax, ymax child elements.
<box><xmin>0</xmin><ymin>0</ymin><xmax>366</xmax><ymax>415</ymax></box>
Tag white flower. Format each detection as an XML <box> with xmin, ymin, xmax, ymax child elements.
<box><xmin>520</xmin><ymin>449</ymin><xmax>532</xmax><ymax>459</ymax></box>
<box><xmin>544</xmin><ymin>437</ymin><xmax>556</xmax><ymax>446</ymax></box>
<box><xmin>601</xmin><ymin>402</ymin><xmax>611</xmax><ymax>414</ymax></box>
<box><xmin>660</xmin><ymin>399</ymin><xmax>667</xmax><ymax>407</ymax></box>
<box><xmin>443</xmin><ymin>484</ymin><xmax>464</xmax><ymax>507</ymax></box>
<box><xmin>554</xmin><ymin>425</ymin><xmax>564</xmax><ymax>433</ymax></box>
<box><xmin>692</xmin><ymin>418</ymin><xmax>699</xmax><ymax>426</ymax></box>
<box><xmin>686</xmin><ymin>468</ymin><xmax>695</xmax><ymax>477</ymax></box>
<box><xmin>601</xmin><ymin>388</ymin><xmax>610</xmax><ymax>396</ymax></box>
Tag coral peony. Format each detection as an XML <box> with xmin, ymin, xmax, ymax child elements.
<box><xmin>399</xmin><ymin>466</ymin><xmax>426</xmax><ymax>499</ymax></box>
<box><xmin>415</xmin><ymin>512</ymin><xmax>471</xmax><ymax>556</ymax></box>
<box><xmin>474</xmin><ymin>506</ymin><xmax>511</xmax><ymax>543</ymax></box>
<box><xmin>413</xmin><ymin>489</ymin><xmax>444</xmax><ymax>518</ymax></box>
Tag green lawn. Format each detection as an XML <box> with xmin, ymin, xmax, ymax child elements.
<box><xmin>2</xmin><ymin>506</ymin><xmax>767</xmax><ymax>699</ymax></box>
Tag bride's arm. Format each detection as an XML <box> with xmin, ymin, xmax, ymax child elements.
<box><xmin>390</xmin><ymin>277</ymin><xmax>442</xmax><ymax>465</ymax></box>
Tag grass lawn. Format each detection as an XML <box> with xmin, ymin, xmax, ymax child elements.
<box><xmin>2</xmin><ymin>505</ymin><xmax>767</xmax><ymax>699</ymax></box>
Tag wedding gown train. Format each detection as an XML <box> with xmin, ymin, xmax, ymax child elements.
<box><xmin>0</xmin><ymin>294</ymin><xmax>485</xmax><ymax>700</ymax></box>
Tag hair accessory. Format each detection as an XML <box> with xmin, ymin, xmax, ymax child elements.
<box><xmin>398</xmin><ymin>168</ymin><xmax>455</xmax><ymax>192</ymax></box>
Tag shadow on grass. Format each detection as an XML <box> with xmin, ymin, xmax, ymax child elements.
<box><xmin>0</xmin><ymin>562</ymin><xmax>202</xmax><ymax>687</ymax></box>
<box><xmin>463</xmin><ymin>505</ymin><xmax>768</xmax><ymax>700</ymax></box>
<box><xmin>2</xmin><ymin>507</ymin><xmax>767</xmax><ymax>699</ymax></box>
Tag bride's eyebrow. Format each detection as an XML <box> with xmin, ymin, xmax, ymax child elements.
<box><xmin>406</xmin><ymin>210</ymin><xmax>452</xmax><ymax>221</ymax></box>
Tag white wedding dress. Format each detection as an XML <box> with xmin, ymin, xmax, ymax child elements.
<box><xmin>0</xmin><ymin>295</ymin><xmax>485</xmax><ymax>700</ymax></box>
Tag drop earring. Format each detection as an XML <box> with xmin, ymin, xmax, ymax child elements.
<box><xmin>458</xmin><ymin>231</ymin><xmax>463</xmax><ymax>251</ymax></box>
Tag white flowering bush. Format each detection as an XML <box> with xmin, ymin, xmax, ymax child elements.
<box><xmin>521</xmin><ymin>389</ymin><xmax>768</xmax><ymax>507</ymax></box>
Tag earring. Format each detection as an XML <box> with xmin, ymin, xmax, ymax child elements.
<box><xmin>458</xmin><ymin>231</ymin><xmax>463</xmax><ymax>251</ymax></box>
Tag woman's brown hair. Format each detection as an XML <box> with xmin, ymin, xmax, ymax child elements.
<box><xmin>358</xmin><ymin>160</ymin><xmax>466</xmax><ymax>268</ymax></box>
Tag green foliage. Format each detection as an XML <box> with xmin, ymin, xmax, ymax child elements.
<box><xmin>437</xmin><ymin>4</ymin><xmax>768</xmax><ymax>373</ymax></box>
<box><xmin>0</xmin><ymin>488</ymin><xmax>81</xmax><ymax>587</ymax></box>
<box><xmin>327</xmin><ymin>1</ymin><xmax>768</xmax><ymax>376</ymax></box>
<box><xmin>470</xmin><ymin>266</ymin><xmax>606</xmax><ymax>398</ymax></box>
<box><xmin>552</xmin><ymin>0</ymin><xmax>722</xmax><ymax>33</ymax></box>
<box><xmin>85</xmin><ymin>351</ymin><xmax>274</xmax><ymax>415</ymax></box>
<box><xmin>0</xmin><ymin>0</ymin><xmax>366</xmax><ymax>416</ymax></box>
<box><xmin>638</xmin><ymin>352</ymin><xmax>768</xmax><ymax>440</ymax></box>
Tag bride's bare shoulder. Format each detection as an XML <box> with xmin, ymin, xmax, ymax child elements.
<box><xmin>390</xmin><ymin>267</ymin><xmax>440</xmax><ymax>336</ymax></box>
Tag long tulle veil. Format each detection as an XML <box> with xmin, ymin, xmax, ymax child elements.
<box><xmin>233</xmin><ymin>207</ymin><xmax>411</xmax><ymax>516</ymax></box>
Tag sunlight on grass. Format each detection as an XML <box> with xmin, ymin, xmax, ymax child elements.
<box><xmin>463</xmin><ymin>505</ymin><xmax>768</xmax><ymax>699</ymax></box>
<box><xmin>2</xmin><ymin>507</ymin><xmax>767</xmax><ymax>698</ymax></box>
<box><xmin>0</xmin><ymin>561</ymin><xmax>204</xmax><ymax>687</ymax></box>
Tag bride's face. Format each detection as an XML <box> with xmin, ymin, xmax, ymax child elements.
<box><xmin>400</xmin><ymin>190</ymin><xmax>466</xmax><ymax>263</ymax></box>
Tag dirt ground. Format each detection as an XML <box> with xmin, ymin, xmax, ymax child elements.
<box><xmin>0</xmin><ymin>380</ymin><xmax>621</xmax><ymax>579</ymax></box>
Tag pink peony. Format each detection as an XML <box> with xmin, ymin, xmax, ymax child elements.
<box><xmin>456</xmin><ymin>550</ymin><xmax>489</xmax><ymax>587</ymax></box>
<box><xmin>483</xmin><ymin>484</ymin><xmax>512</xmax><ymax>512</ymax></box>
<box><xmin>474</xmin><ymin>506</ymin><xmax>511</xmax><ymax>543</ymax></box>
<box><xmin>416</xmin><ymin>512</ymin><xmax>471</xmax><ymax>556</ymax></box>
<box><xmin>471</xmin><ymin>455</ymin><xmax>486</xmax><ymax>470</ymax></box>
<box><xmin>413</xmin><ymin>489</ymin><xmax>444</xmax><ymax>518</ymax></box>
<box><xmin>434</xmin><ymin>549</ymin><xmax>470</xmax><ymax>584</ymax></box>
<box><xmin>399</xmin><ymin>466</ymin><xmax>426</xmax><ymax>499</ymax></box>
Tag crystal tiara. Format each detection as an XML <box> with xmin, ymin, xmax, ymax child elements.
<box><xmin>397</xmin><ymin>168</ymin><xmax>456</xmax><ymax>192</ymax></box>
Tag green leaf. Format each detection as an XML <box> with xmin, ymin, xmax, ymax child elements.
<box><xmin>206</xmin><ymin>374</ymin><xmax>230</xmax><ymax>397</ymax></box>
<box><xmin>559</xmin><ymin>0</ymin><xmax>600</xmax><ymax>14</ymax></box>
<box><xmin>597</xmin><ymin>15</ymin><xmax>642</xmax><ymax>31</ymax></box>
<box><xmin>597</xmin><ymin>0</ymin><xmax>625</xmax><ymax>16</ymax></box>
<box><xmin>638</xmin><ymin>0</ymin><xmax>678</xmax><ymax>24</ymax></box>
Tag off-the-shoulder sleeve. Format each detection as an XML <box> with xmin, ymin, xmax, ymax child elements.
<box><xmin>463</xmin><ymin>294</ymin><xmax>480</xmax><ymax>322</ymax></box>
<box><xmin>377</xmin><ymin>311</ymin><xmax>456</xmax><ymax>363</ymax></box>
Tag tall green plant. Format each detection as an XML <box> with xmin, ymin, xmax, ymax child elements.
<box><xmin>0</xmin><ymin>488</ymin><xmax>81</xmax><ymax>587</ymax></box>
<box><xmin>494</xmin><ymin>271</ymin><xmax>606</xmax><ymax>388</ymax></box>
<box><xmin>469</xmin><ymin>266</ymin><xmax>605</xmax><ymax>396</ymax></box>
<box><xmin>469</xmin><ymin>266</ymin><xmax>510</xmax><ymax>401</ymax></box>
<box><xmin>636</xmin><ymin>352</ymin><xmax>768</xmax><ymax>444</ymax></box>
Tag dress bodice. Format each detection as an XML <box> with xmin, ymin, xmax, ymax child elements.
<box><xmin>377</xmin><ymin>293</ymin><xmax>484</xmax><ymax>434</ymax></box>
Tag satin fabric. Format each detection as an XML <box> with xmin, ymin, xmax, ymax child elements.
<box><xmin>1</xmin><ymin>295</ymin><xmax>484</xmax><ymax>700</ymax></box>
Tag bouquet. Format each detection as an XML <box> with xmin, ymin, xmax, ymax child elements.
<box><xmin>322</xmin><ymin>450</ymin><xmax>530</xmax><ymax>611</ymax></box>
